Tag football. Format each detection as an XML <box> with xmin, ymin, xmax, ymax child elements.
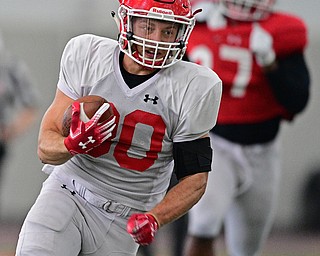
<box><xmin>61</xmin><ymin>95</ymin><xmax>114</xmax><ymax>137</ymax></box>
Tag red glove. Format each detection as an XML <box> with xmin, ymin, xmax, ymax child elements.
<box><xmin>127</xmin><ymin>213</ymin><xmax>159</xmax><ymax>245</ymax></box>
<box><xmin>64</xmin><ymin>101</ymin><xmax>116</xmax><ymax>156</ymax></box>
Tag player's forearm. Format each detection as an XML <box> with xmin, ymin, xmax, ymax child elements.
<box><xmin>149</xmin><ymin>172</ymin><xmax>208</xmax><ymax>227</ymax></box>
<box><xmin>38</xmin><ymin>129</ymin><xmax>71</xmax><ymax>165</ymax></box>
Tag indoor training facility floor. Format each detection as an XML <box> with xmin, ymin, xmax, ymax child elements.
<box><xmin>1</xmin><ymin>220</ymin><xmax>320</xmax><ymax>256</ymax></box>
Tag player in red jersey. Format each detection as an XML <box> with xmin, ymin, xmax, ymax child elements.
<box><xmin>184</xmin><ymin>0</ymin><xmax>310</xmax><ymax>255</ymax></box>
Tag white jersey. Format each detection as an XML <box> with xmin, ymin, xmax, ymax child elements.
<box><xmin>49</xmin><ymin>34</ymin><xmax>222</xmax><ymax>211</ymax></box>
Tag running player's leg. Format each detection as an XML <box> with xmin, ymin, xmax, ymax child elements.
<box><xmin>225</xmin><ymin>140</ymin><xmax>281</xmax><ymax>256</ymax></box>
<box><xmin>184</xmin><ymin>134</ymin><xmax>238</xmax><ymax>256</ymax></box>
<box><xmin>16</xmin><ymin>174</ymin><xmax>139</xmax><ymax>256</ymax></box>
<box><xmin>16</xmin><ymin>177</ymin><xmax>81</xmax><ymax>256</ymax></box>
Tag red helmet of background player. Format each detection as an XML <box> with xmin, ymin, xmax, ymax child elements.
<box><xmin>117</xmin><ymin>0</ymin><xmax>198</xmax><ymax>68</ymax></box>
<box><xmin>220</xmin><ymin>0</ymin><xmax>276</xmax><ymax>21</ymax></box>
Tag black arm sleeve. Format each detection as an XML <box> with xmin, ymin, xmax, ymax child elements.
<box><xmin>173</xmin><ymin>137</ymin><xmax>212</xmax><ymax>180</ymax></box>
<box><xmin>266</xmin><ymin>52</ymin><xmax>310</xmax><ymax>115</ymax></box>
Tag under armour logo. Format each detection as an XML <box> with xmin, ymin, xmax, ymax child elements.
<box><xmin>144</xmin><ymin>94</ymin><xmax>159</xmax><ymax>104</ymax></box>
<box><xmin>79</xmin><ymin>136</ymin><xmax>96</xmax><ymax>149</ymax></box>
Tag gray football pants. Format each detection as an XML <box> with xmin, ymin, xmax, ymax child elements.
<box><xmin>188</xmin><ymin>134</ymin><xmax>281</xmax><ymax>256</ymax></box>
<box><xmin>15</xmin><ymin>175</ymin><xmax>140</xmax><ymax>256</ymax></box>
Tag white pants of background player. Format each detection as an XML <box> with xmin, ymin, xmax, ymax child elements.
<box><xmin>188</xmin><ymin>133</ymin><xmax>281</xmax><ymax>256</ymax></box>
<box><xmin>16</xmin><ymin>173</ymin><xmax>140</xmax><ymax>256</ymax></box>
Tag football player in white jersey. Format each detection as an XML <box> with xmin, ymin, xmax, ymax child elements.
<box><xmin>15</xmin><ymin>0</ymin><xmax>222</xmax><ymax>255</ymax></box>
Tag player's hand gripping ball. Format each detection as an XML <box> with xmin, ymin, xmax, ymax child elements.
<box><xmin>63</xmin><ymin>95</ymin><xmax>116</xmax><ymax>156</ymax></box>
<box><xmin>127</xmin><ymin>213</ymin><xmax>159</xmax><ymax>245</ymax></box>
<box><xmin>62</xmin><ymin>95</ymin><xmax>113</xmax><ymax>136</ymax></box>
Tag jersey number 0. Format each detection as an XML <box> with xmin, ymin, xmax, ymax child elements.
<box><xmin>104</xmin><ymin>105</ymin><xmax>166</xmax><ymax>172</ymax></box>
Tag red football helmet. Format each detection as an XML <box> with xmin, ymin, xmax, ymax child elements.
<box><xmin>117</xmin><ymin>0</ymin><xmax>197</xmax><ymax>68</ymax></box>
<box><xmin>220</xmin><ymin>0</ymin><xmax>276</xmax><ymax>21</ymax></box>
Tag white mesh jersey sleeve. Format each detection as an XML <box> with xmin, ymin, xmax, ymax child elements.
<box><xmin>57</xmin><ymin>34</ymin><xmax>118</xmax><ymax>99</ymax></box>
<box><xmin>171</xmin><ymin>62</ymin><xmax>222</xmax><ymax>142</ymax></box>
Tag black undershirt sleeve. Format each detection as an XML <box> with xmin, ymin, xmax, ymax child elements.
<box><xmin>266</xmin><ymin>52</ymin><xmax>310</xmax><ymax>115</ymax></box>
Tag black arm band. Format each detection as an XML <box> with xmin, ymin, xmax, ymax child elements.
<box><xmin>173</xmin><ymin>137</ymin><xmax>212</xmax><ymax>180</ymax></box>
<box><xmin>266</xmin><ymin>52</ymin><xmax>310</xmax><ymax>115</ymax></box>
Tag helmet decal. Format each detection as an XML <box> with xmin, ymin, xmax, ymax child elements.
<box><xmin>155</xmin><ymin>0</ymin><xmax>175</xmax><ymax>3</ymax></box>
